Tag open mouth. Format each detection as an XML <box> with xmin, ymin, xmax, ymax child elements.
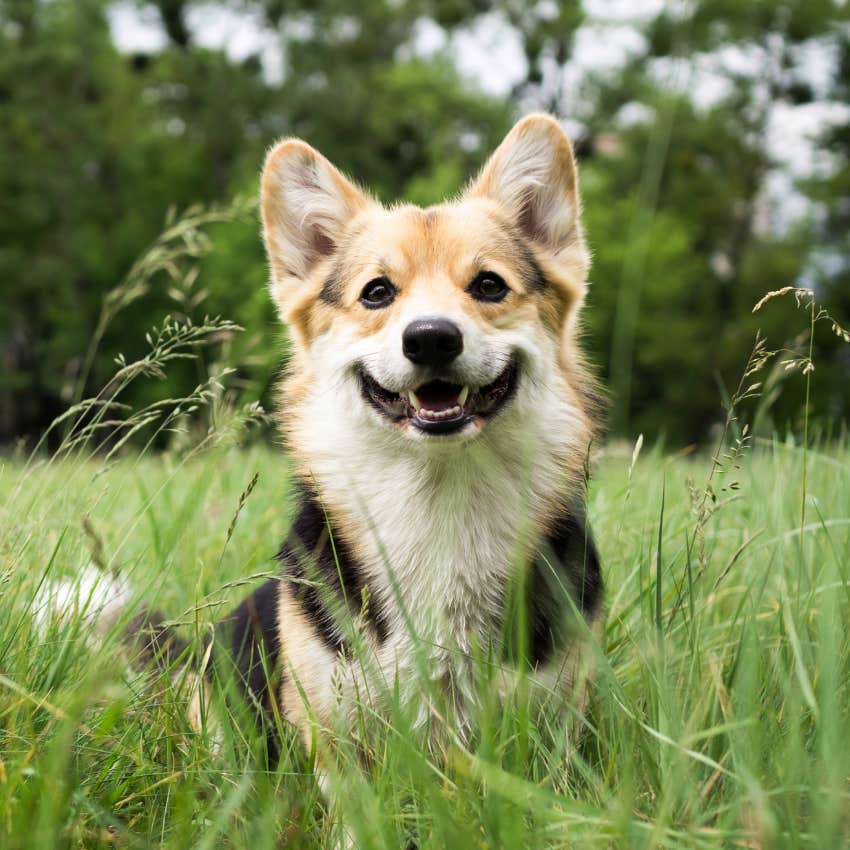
<box><xmin>359</xmin><ymin>357</ymin><xmax>519</xmax><ymax>436</ymax></box>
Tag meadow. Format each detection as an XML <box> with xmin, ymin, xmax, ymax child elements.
<box><xmin>1</xmin><ymin>429</ymin><xmax>848</xmax><ymax>848</ymax></box>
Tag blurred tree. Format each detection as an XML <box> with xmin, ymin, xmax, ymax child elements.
<box><xmin>153</xmin><ymin>0</ymin><xmax>191</xmax><ymax>47</ymax></box>
<box><xmin>800</xmin><ymin>24</ymin><xmax>850</xmax><ymax>433</ymax></box>
<box><xmin>524</xmin><ymin>0</ymin><xmax>849</xmax><ymax>440</ymax></box>
<box><xmin>1</xmin><ymin>0</ymin><xmax>152</xmax><ymax>440</ymax></box>
<box><xmin>0</xmin><ymin>0</ymin><xmax>278</xmax><ymax>443</ymax></box>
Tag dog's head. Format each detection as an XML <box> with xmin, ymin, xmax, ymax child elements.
<box><xmin>261</xmin><ymin>115</ymin><xmax>594</xmax><ymax>453</ymax></box>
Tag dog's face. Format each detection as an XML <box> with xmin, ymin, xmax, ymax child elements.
<box><xmin>261</xmin><ymin>115</ymin><xmax>591</xmax><ymax>447</ymax></box>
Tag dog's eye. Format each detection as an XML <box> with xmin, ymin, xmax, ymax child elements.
<box><xmin>468</xmin><ymin>271</ymin><xmax>509</xmax><ymax>303</ymax></box>
<box><xmin>359</xmin><ymin>276</ymin><xmax>396</xmax><ymax>309</ymax></box>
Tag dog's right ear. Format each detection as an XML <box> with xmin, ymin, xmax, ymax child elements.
<box><xmin>261</xmin><ymin>140</ymin><xmax>370</xmax><ymax>294</ymax></box>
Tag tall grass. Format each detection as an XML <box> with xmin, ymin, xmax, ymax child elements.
<box><xmin>1</xmin><ymin>432</ymin><xmax>849</xmax><ymax>847</ymax></box>
<box><xmin>1</xmin><ymin>205</ymin><xmax>848</xmax><ymax>847</ymax></box>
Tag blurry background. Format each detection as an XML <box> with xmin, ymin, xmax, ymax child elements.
<box><xmin>1</xmin><ymin>0</ymin><xmax>848</xmax><ymax>449</ymax></box>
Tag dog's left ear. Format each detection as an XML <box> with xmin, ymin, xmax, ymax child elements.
<box><xmin>467</xmin><ymin>114</ymin><xmax>582</xmax><ymax>256</ymax></box>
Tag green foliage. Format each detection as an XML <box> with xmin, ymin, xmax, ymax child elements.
<box><xmin>588</xmin><ymin>0</ymin><xmax>850</xmax><ymax>440</ymax></box>
<box><xmin>0</xmin><ymin>0</ymin><xmax>279</xmax><ymax>443</ymax></box>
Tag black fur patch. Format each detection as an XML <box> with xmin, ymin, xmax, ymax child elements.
<box><xmin>215</xmin><ymin>578</ymin><xmax>284</xmax><ymax>759</ymax></box>
<box><xmin>318</xmin><ymin>221</ymin><xmax>369</xmax><ymax>305</ymax></box>
<box><xmin>526</xmin><ymin>506</ymin><xmax>602</xmax><ymax>667</ymax></box>
<box><xmin>518</xmin><ymin>242</ymin><xmax>550</xmax><ymax>293</ymax></box>
<box><xmin>278</xmin><ymin>484</ymin><xmax>388</xmax><ymax>655</ymax></box>
<box><xmin>319</xmin><ymin>262</ymin><xmax>344</xmax><ymax>305</ymax></box>
<box><xmin>496</xmin><ymin>221</ymin><xmax>550</xmax><ymax>293</ymax></box>
<box><xmin>125</xmin><ymin>606</ymin><xmax>194</xmax><ymax>668</ymax></box>
<box><xmin>217</xmin><ymin>578</ymin><xmax>283</xmax><ymax>709</ymax></box>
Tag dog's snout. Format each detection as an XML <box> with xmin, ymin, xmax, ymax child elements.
<box><xmin>402</xmin><ymin>318</ymin><xmax>463</xmax><ymax>367</ymax></box>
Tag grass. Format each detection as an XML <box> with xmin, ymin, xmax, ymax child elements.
<box><xmin>1</xmin><ymin>433</ymin><xmax>848</xmax><ymax>849</ymax></box>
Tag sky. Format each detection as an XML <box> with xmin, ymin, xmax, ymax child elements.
<box><xmin>107</xmin><ymin>1</ymin><xmax>849</xmax><ymax>230</ymax></box>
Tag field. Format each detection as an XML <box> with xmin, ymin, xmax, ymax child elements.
<box><xmin>1</xmin><ymin>436</ymin><xmax>849</xmax><ymax>849</ymax></box>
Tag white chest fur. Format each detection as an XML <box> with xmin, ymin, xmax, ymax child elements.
<box><xmin>292</xmin><ymin>340</ymin><xmax>589</xmax><ymax>725</ymax></box>
<box><xmin>304</xmin><ymin>417</ymin><xmax>577</xmax><ymax>710</ymax></box>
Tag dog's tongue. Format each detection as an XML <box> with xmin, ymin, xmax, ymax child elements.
<box><xmin>416</xmin><ymin>380</ymin><xmax>462</xmax><ymax>412</ymax></box>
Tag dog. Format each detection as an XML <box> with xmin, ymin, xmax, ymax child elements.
<box><xmin>52</xmin><ymin>113</ymin><xmax>603</xmax><ymax>779</ymax></box>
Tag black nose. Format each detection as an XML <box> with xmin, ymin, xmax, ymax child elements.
<box><xmin>402</xmin><ymin>318</ymin><xmax>463</xmax><ymax>367</ymax></box>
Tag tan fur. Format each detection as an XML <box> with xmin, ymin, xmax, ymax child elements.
<box><xmin>260</xmin><ymin>114</ymin><xmax>602</xmax><ymax>755</ymax></box>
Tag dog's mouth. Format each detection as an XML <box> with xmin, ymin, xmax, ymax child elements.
<box><xmin>359</xmin><ymin>357</ymin><xmax>519</xmax><ymax>436</ymax></box>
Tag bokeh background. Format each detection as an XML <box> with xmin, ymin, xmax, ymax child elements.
<box><xmin>2</xmin><ymin>0</ymin><xmax>848</xmax><ymax>449</ymax></box>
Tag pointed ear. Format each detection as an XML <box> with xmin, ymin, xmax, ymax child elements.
<box><xmin>467</xmin><ymin>114</ymin><xmax>581</xmax><ymax>254</ymax></box>
<box><xmin>261</xmin><ymin>139</ymin><xmax>369</xmax><ymax>284</ymax></box>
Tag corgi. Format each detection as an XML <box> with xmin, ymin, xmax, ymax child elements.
<box><xmin>71</xmin><ymin>114</ymin><xmax>604</xmax><ymax>768</ymax></box>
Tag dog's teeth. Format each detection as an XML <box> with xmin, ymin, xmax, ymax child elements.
<box><xmin>417</xmin><ymin>404</ymin><xmax>463</xmax><ymax>421</ymax></box>
<box><xmin>408</xmin><ymin>390</ymin><xmax>420</xmax><ymax>410</ymax></box>
<box><xmin>458</xmin><ymin>386</ymin><xmax>469</xmax><ymax>406</ymax></box>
